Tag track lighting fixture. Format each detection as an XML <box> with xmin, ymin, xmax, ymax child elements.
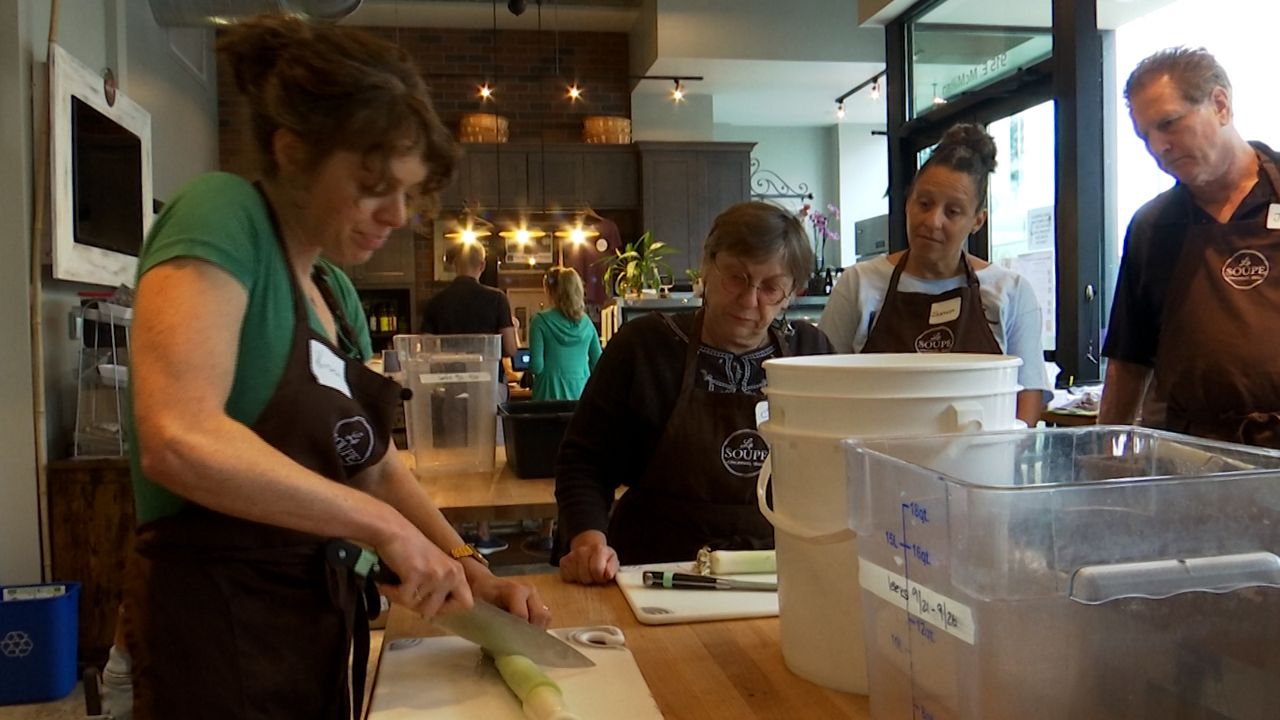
<box><xmin>834</xmin><ymin>69</ymin><xmax>887</xmax><ymax>116</ymax></box>
<box><xmin>630</xmin><ymin>75</ymin><xmax>703</xmax><ymax>104</ymax></box>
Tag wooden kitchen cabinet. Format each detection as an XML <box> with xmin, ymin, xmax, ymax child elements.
<box><xmin>637</xmin><ymin>142</ymin><xmax>754</xmax><ymax>277</ymax></box>
<box><xmin>455</xmin><ymin>145</ymin><xmax>534</xmax><ymax>209</ymax></box>
<box><xmin>47</xmin><ymin>457</ymin><xmax>135</xmax><ymax>666</ymax></box>
<box><xmin>437</xmin><ymin>144</ymin><xmax>638</xmax><ymax>211</ymax></box>
<box><xmin>582</xmin><ymin>146</ymin><xmax>638</xmax><ymax>209</ymax></box>
<box><xmin>348</xmin><ymin>225</ymin><xmax>417</xmax><ymax>285</ymax></box>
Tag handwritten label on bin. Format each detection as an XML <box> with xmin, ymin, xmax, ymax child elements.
<box><xmin>419</xmin><ymin>372</ymin><xmax>492</xmax><ymax>384</ymax></box>
<box><xmin>859</xmin><ymin>558</ymin><xmax>975</xmax><ymax>644</ymax></box>
<box><xmin>3</xmin><ymin>585</ymin><xmax>67</xmax><ymax>602</ymax></box>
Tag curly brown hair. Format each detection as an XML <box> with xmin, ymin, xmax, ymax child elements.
<box><xmin>916</xmin><ymin>123</ymin><xmax>998</xmax><ymax>210</ymax></box>
<box><xmin>218</xmin><ymin>15</ymin><xmax>459</xmax><ymax>216</ymax></box>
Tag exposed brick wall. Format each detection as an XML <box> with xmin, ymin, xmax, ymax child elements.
<box><xmin>218</xmin><ymin>27</ymin><xmax>631</xmax><ymax>174</ymax></box>
<box><xmin>217</xmin><ymin>26</ymin><xmax>631</xmax><ymax>306</ymax></box>
<box><xmin>374</xmin><ymin>27</ymin><xmax>631</xmax><ymax>143</ymax></box>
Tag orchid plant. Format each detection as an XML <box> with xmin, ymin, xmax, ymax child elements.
<box><xmin>799</xmin><ymin>202</ymin><xmax>841</xmax><ymax>271</ymax></box>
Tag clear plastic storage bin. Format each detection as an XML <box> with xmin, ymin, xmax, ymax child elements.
<box><xmin>394</xmin><ymin>334</ymin><xmax>502</xmax><ymax>476</ymax></box>
<box><xmin>845</xmin><ymin>426</ymin><xmax>1280</xmax><ymax>720</ymax></box>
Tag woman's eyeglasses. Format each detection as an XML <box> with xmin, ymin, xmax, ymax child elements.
<box><xmin>712</xmin><ymin>256</ymin><xmax>792</xmax><ymax>306</ymax></box>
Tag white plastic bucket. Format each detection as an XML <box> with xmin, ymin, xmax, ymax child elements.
<box><xmin>763</xmin><ymin>353</ymin><xmax>1021</xmax><ymax>398</ymax></box>
<box><xmin>757</xmin><ymin>353</ymin><xmax>1022</xmax><ymax>694</ymax></box>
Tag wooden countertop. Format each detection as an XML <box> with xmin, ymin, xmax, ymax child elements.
<box><xmin>382</xmin><ymin>573</ymin><xmax>870</xmax><ymax>719</ymax></box>
<box><xmin>403</xmin><ymin>448</ymin><xmax>557</xmax><ymax>523</ymax></box>
<box><xmin>47</xmin><ymin>449</ymin><xmax>558</xmax><ymax>524</ymax></box>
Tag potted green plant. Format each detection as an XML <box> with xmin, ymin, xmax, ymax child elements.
<box><xmin>685</xmin><ymin>268</ymin><xmax>703</xmax><ymax>296</ymax></box>
<box><xmin>598</xmin><ymin>231</ymin><xmax>676</xmax><ymax>298</ymax></box>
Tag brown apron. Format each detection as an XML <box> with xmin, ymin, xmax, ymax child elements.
<box><xmin>861</xmin><ymin>250</ymin><xmax>1003</xmax><ymax>355</ymax></box>
<box><xmin>124</xmin><ymin>189</ymin><xmax>404</xmax><ymax>720</ymax></box>
<box><xmin>607</xmin><ymin>311</ymin><xmax>791</xmax><ymax>565</ymax></box>
<box><xmin>1156</xmin><ymin>152</ymin><xmax>1280</xmax><ymax>447</ymax></box>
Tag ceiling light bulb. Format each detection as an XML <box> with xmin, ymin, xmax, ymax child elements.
<box><xmin>516</xmin><ymin>229</ymin><xmax>530</xmax><ymax>244</ymax></box>
<box><xmin>870</xmin><ymin>81</ymin><xmax>881</xmax><ymax>101</ymax></box>
<box><xmin>570</xmin><ymin>228</ymin><xmax>586</xmax><ymax>245</ymax></box>
<box><xmin>567</xmin><ymin>84</ymin><xmax>582</xmax><ymax>100</ymax></box>
<box><xmin>672</xmin><ymin>80</ymin><xmax>685</xmax><ymax>102</ymax></box>
<box><xmin>479</xmin><ymin>84</ymin><xmax>493</xmax><ymax>100</ymax></box>
<box><xmin>460</xmin><ymin>229</ymin><xmax>477</xmax><ymax>245</ymax></box>
<box><xmin>836</xmin><ymin>102</ymin><xmax>846</xmax><ymax>119</ymax></box>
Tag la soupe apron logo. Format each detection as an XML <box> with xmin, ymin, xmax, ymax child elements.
<box><xmin>721</xmin><ymin>429</ymin><xmax>770</xmax><ymax>477</ymax></box>
<box><xmin>334</xmin><ymin>416</ymin><xmax>375</xmax><ymax>466</ymax></box>
<box><xmin>1221</xmin><ymin>250</ymin><xmax>1270</xmax><ymax>290</ymax></box>
<box><xmin>914</xmin><ymin>327</ymin><xmax>956</xmax><ymax>353</ymax></box>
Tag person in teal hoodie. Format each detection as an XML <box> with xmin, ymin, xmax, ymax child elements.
<box><xmin>528</xmin><ymin>267</ymin><xmax>602</xmax><ymax>401</ymax></box>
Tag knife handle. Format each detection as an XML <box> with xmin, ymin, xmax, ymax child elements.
<box><xmin>325</xmin><ymin>539</ymin><xmax>402</xmax><ymax>585</ymax></box>
<box><xmin>642</xmin><ymin>570</ymin><xmax>719</xmax><ymax>590</ymax></box>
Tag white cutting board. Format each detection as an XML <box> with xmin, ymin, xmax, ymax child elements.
<box><xmin>617</xmin><ymin>562</ymin><xmax>778</xmax><ymax>625</ymax></box>
<box><xmin>368</xmin><ymin>626</ymin><xmax>663</xmax><ymax>720</ymax></box>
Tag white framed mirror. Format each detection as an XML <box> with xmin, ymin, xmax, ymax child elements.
<box><xmin>49</xmin><ymin>42</ymin><xmax>152</xmax><ymax>287</ymax></box>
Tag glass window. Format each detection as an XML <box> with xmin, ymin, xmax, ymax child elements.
<box><xmin>986</xmin><ymin>101</ymin><xmax>1057</xmax><ymax>352</ymax></box>
<box><xmin>908</xmin><ymin>0</ymin><xmax>1051</xmax><ymax>119</ymax></box>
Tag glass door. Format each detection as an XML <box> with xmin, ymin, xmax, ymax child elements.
<box><xmin>986</xmin><ymin>100</ymin><xmax>1056</xmax><ymax>352</ymax></box>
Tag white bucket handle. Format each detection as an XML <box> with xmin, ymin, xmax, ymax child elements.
<box><xmin>948</xmin><ymin>400</ymin><xmax>986</xmax><ymax>432</ymax></box>
<box><xmin>756</xmin><ymin>457</ymin><xmax>857</xmax><ymax>545</ymax></box>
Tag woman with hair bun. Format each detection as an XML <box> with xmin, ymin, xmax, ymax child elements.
<box><xmin>119</xmin><ymin>15</ymin><xmax>548</xmax><ymax>719</ymax></box>
<box><xmin>819</xmin><ymin>123</ymin><xmax>1050</xmax><ymax>426</ymax></box>
<box><xmin>528</xmin><ymin>266</ymin><xmax>602</xmax><ymax>401</ymax></box>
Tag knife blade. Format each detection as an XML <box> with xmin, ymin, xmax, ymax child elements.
<box><xmin>434</xmin><ymin>599</ymin><xmax>595</xmax><ymax>668</ymax></box>
<box><xmin>325</xmin><ymin>539</ymin><xmax>594</xmax><ymax>668</ymax></box>
<box><xmin>641</xmin><ymin>570</ymin><xmax>778</xmax><ymax>592</ymax></box>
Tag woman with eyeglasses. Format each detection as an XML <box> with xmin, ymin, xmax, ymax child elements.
<box><xmin>819</xmin><ymin>123</ymin><xmax>1050</xmax><ymax>427</ymax></box>
<box><xmin>554</xmin><ymin>202</ymin><xmax>833</xmax><ymax>584</ymax></box>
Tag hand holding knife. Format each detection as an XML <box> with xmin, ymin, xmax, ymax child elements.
<box><xmin>325</xmin><ymin>539</ymin><xmax>594</xmax><ymax>668</ymax></box>
<box><xmin>641</xmin><ymin>570</ymin><xmax>777</xmax><ymax>592</ymax></box>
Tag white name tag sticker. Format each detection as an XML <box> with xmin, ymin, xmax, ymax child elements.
<box><xmin>928</xmin><ymin>298</ymin><xmax>962</xmax><ymax>325</ymax></box>
<box><xmin>1267</xmin><ymin>203</ymin><xmax>1280</xmax><ymax>230</ymax></box>
<box><xmin>309</xmin><ymin>339</ymin><xmax>353</xmax><ymax>399</ymax></box>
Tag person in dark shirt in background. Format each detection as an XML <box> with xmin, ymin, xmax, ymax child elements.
<box><xmin>422</xmin><ymin>241</ymin><xmax>517</xmax><ymax>357</ymax></box>
<box><xmin>554</xmin><ymin>202</ymin><xmax>834</xmax><ymax>584</ymax></box>
<box><xmin>1099</xmin><ymin>47</ymin><xmax>1280</xmax><ymax>447</ymax></box>
<box><xmin>421</xmin><ymin>241</ymin><xmax>516</xmax><ymax>553</ymax></box>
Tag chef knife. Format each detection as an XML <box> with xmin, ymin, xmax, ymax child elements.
<box><xmin>325</xmin><ymin>539</ymin><xmax>595</xmax><ymax>668</ymax></box>
<box><xmin>641</xmin><ymin>570</ymin><xmax>778</xmax><ymax>592</ymax></box>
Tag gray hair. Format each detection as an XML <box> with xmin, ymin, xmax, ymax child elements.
<box><xmin>447</xmin><ymin>241</ymin><xmax>486</xmax><ymax>272</ymax></box>
<box><xmin>701</xmin><ymin>202</ymin><xmax>814</xmax><ymax>290</ymax></box>
<box><xmin>1124</xmin><ymin>46</ymin><xmax>1232</xmax><ymax>107</ymax></box>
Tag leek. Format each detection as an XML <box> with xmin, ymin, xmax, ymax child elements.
<box><xmin>494</xmin><ymin>654</ymin><xmax>581</xmax><ymax>720</ymax></box>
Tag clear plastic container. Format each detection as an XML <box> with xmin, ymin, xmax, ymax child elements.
<box><xmin>844</xmin><ymin>426</ymin><xmax>1280</xmax><ymax>720</ymax></box>
<box><xmin>394</xmin><ymin>334</ymin><xmax>502</xmax><ymax>476</ymax></box>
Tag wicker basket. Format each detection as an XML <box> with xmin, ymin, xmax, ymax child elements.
<box><xmin>459</xmin><ymin>113</ymin><xmax>509</xmax><ymax>143</ymax></box>
<box><xmin>582</xmin><ymin>115</ymin><xmax>631</xmax><ymax>144</ymax></box>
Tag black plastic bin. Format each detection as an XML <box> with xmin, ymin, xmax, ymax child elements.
<box><xmin>498</xmin><ymin>400</ymin><xmax>577</xmax><ymax>479</ymax></box>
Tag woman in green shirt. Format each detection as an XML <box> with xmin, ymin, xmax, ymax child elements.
<box><xmin>528</xmin><ymin>267</ymin><xmax>602</xmax><ymax>401</ymax></box>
